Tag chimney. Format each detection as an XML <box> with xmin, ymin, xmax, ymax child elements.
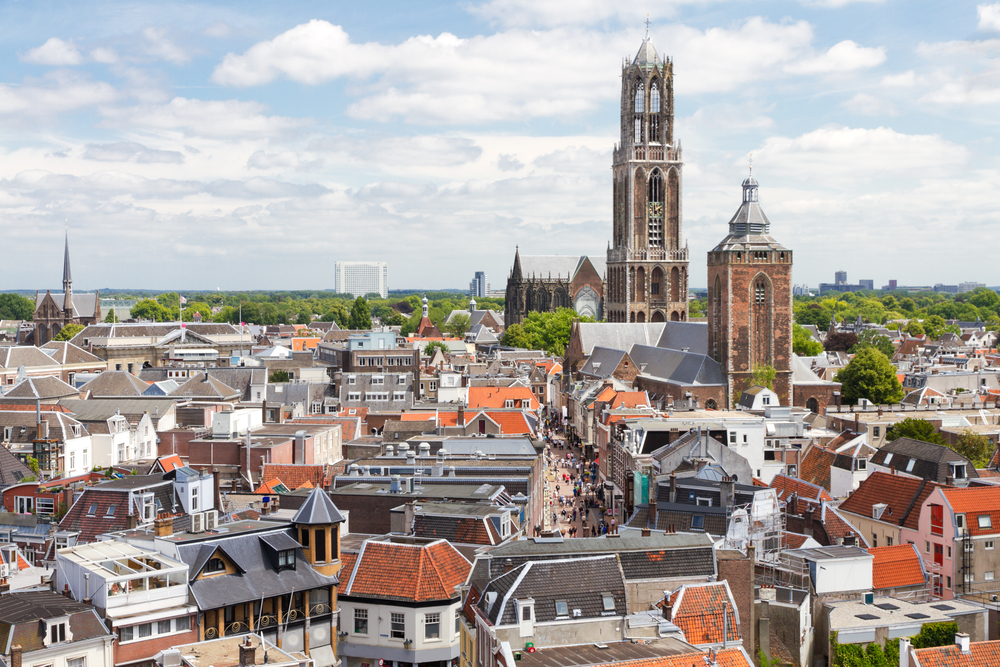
<box><xmin>503</xmin><ymin>558</ymin><xmax>514</xmax><ymax>575</ymax></box>
<box><xmin>956</xmin><ymin>632</ymin><xmax>971</xmax><ymax>654</ymax></box>
<box><xmin>154</xmin><ymin>516</ymin><xmax>174</xmax><ymax>537</ymax></box>
<box><xmin>899</xmin><ymin>638</ymin><xmax>910</xmax><ymax>667</ymax></box>
<box><xmin>669</xmin><ymin>474</ymin><xmax>677</xmax><ymax>504</ymax></box>
<box><xmin>758</xmin><ymin>601</ymin><xmax>770</xmax><ymax>664</ymax></box>
<box><xmin>802</xmin><ymin>507</ymin><xmax>814</xmax><ymax>537</ymax></box>
<box><xmin>458</xmin><ymin>402</ymin><xmax>465</xmax><ymax>426</ymax></box>
<box><xmin>641</xmin><ymin>527</ymin><xmax>651</xmax><ymax>537</ymax></box>
<box><xmin>239</xmin><ymin>636</ymin><xmax>256</xmax><ymax>667</ymax></box>
<box><xmin>10</xmin><ymin>645</ymin><xmax>21</xmax><ymax>667</ymax></box>
<box><xmin>720</xmin><ymin>476</ymin><xmax>735</xmax><ymax>513</ymax></box>
<box><xmin>38</xmin><ymin>417</ymin><xmax>49</xmax><ymax>441</ymax></box>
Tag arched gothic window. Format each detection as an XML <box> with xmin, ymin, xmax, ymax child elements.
<box><xmin>634</xmin><ymin>82</ymin><xmax>645</xmax><ymax>113</ymax></box>
<box><xmin>647</xmin><ymin>170</ymin><xmax>664</xmax><ymax>248</ymax></box>
<box><xmin>634</xmin><ymin>118</ymin><xmax>642</xmax><ymax>144</ymax></box>
<box><xmin>650</xmin><ymin>84</ymin><xmax>660</xmax><ymax>112</ymax></box>
<box><xmin>752</xmin><ymin>277</ymin><xmax>772</xmax><ymax>368</ymax></box>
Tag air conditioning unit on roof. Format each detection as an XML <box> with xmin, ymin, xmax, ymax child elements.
<box><xmin>191</xmin><ymin>512</ymin><xmax>205</xmax><ymax>533</ymax></box>
<box><xmin>204</xmin><ymin>510</ymin><xmax>218</xmax><ymax>530</ymax></box>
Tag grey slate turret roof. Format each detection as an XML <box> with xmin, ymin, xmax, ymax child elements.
<box><xmin>292</xmin><ymin>487</ymin><xmax>346</xmax><ymax>525</ymax></box>
<box><xmin>713</xmin><ymin>175</ymin><xmax>788</xmax><ymax>252</ymax></box>
<box><xmin>633</xmin><ymin>38</ymin><xmax>660</xmax><ymax>67</ymax></box>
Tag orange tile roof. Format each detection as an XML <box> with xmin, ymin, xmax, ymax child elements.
<box><xmin>338</xmin><ymin>552</ymin><xmax>358</xmax><ymax>591</ymax></box>
<box><xmin>467</xmin><ymin>386</ymin><xmax>539</xmax><ymax>410</ymax></box>
<box><xmin>769</xmin><ymin>473</ymin><xmax>831</xmax><ymax>514</ymax></box>
<box><xmin>799</xmin><ymin>446</ymin><xmax>837</xmax><ymax>491</ymax></box>
<box><xmin>785</xmin><ymin>532</ymin><xmax>811</xmax><ymax>549</ymax></box>
<box><xmin>483</xmin><ymin>411</ymin><xmax>533</xmax><ymax>435</ymax></box>
<box><xmin>156</xmin><ymin>454</ymin><xmax>184</xmax><ymax>472</ymax></box>
<box><xmin>869</xmin><ymin>544</ymin><xmax>926</xmax><ymax>590</ymax></box>
<box><xmin>610</xmin><ymin>391</ymin><xmax>650</xmax><ymax>409</ymax></box>
<box><xmin>943</xmin><ymin>487</ymin><xmax>1000</xmax><ymax>536</ymax></box>
<box><xmin>666</xmin><ymin>582</ymin><xmax>740</xmax><ymax>646</ymax></box>
<box><xmin>914</xmin><ymin>640</ymin><xmax>1000</xmax><ymax>667</ymax></box>
<box><xmin>343</xmin><ymin>539</ymin><xmax>471</xmax><ymax>602</ymax></box>
<box><xmin>261</xmin><ymin>463</ymin><xmax>329</xmax><ymax>491</ymax></box>
<box><xmin>822</xmin><ymin>503</ymin><xmax>869</xmax><ymax>547</ymax></box>
<box><xmin>576</xmin><ymin>649</ymin><xmax>751</xmax><ymax>667</ymax></box>
<box><xmin>254</xmin><ymin>478</ymin><xmax>286</xmax><ymax>494</ymax></box>
<box><xmin>0</xmin><ymin>403</ymin><xmax>71</xmax><ymax>413</ymax></box>
<box><xmin>400</xmin><ymin>413</ymin><xmax>436</xmax><ymax>421</ymax></box>
<box><xmin>839</xmin><ymin>471</ymin><xmax>941</xmax><ymax>531</ymax></box>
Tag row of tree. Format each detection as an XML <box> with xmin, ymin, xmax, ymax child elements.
<box><xmin>500</xmin><ymin>308</ymin><xmax>596</xmax><ymax>356</ymax></box>
<box><xmin>795</xmin><ymin>288</ymin><xmax>1000</xmax><ymax>331</ymax></box>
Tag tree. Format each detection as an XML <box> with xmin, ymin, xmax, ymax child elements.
<box><xmin>500</xmin><ymin>323</ymin><xmax>533</xmax><ymax>349</ymax></box>
<box><xmin>954</xmin><ymin>429</ymin><xmax>994</xmax><ymax>468</ymax></box>
<box><xmin>181</xmin><ymin>301</ymin><xmax>213</xmax><ymax>322</ymax></box>
<box><xmin>904</xmin><ymin>320</ymin><xmax>925</xmax><ymax>337</ymax></box>
<box><xmin>104</xmin><ymin>309</ymin><xmax>120</xmax><ymax>323</ymax></box>
<box><xmin>987</xmin><ymin>315</ymin><xmax>1000</xmax><ymax>333</ymax></box>
<box><xmin>851</xmin><ymin>329</ymin><xmax>895</xmax><ymax>358</ymax></box>
<box><xmin>885</xmin><ymin>417</ymin><xmax>945</xmax><ymax>445</ymax></box>
<box><xmin>53</xmin><ymin>323</ymin><xmax>84</xmax><ymax>341</ymax></box>
<box><xmin>424</xmin><ymin>341</ymin><xmax>449</xmax><ymax>357</ymax></box>
<box><xmin>26</xmin><ymin>456</ymin><xmax>39</xmax><ymax>476</ymax></box>
<box><xmin>320</xmin><ymin>303</ymin><xmax>350</xmax><ymax>326</ymax></box>
<box><xmin>348</xmin><ymin>297</ymin><xmax>372</xmax><ymax>330</ymax></box>
<box><xmin>752</xmin><ymin>364</ymin><xmax>776</xmax><ymax>390</ymax></box>
<box><xmin>793</xmin><ymin>323</ymin><xmax>823</xmax><ymax>356</ymax></box>
<box><xmin>0</xmin><ymin>293</ymin><xmax>34</xmax><ymax>320</ymax></box>
<box><xmin>296</xmin><ymin>311</ymin><xmax>312</xmax><ymax>325</ymax></box>
<box><xmin>824</xmin><ymin>331</ymin><xmax>858</xmax><ymax>352</ymax></box>
<box><xmin>521</xmin><ymin>308</ymin><xmax>595</xmax><ymax>356</ymax></box>
<box><xmin>268</xmin><ymin>370</ymin><xmax>290</xmax><ymax>383</ymax></box>
<box><xmin>445</xmin><ymin>314</ymin><xmax>471</xmax><ymax>339</ymax></box>
<box><xmin>156</xmin><ymin>292</ymin><xmax>180</xmax><ymax>320</ymax></box>
<box><xmin>364</xmin><ymin>292</ymin><xmax>382</xmax><ymax>300</ymax></box>
<box><xmin>131</xmin><ymin>298</ymin><xmax>168</xmax><ymax>321</ymax></box>
<box><xmin>834</xmin><ymin>348</ymin><xmax>904</xmax><ymax>405</ymax></box>
<box><xmin>924</xmin><ymin>315</ymin><xmax>947</xmax><ymax>340</ymax></box>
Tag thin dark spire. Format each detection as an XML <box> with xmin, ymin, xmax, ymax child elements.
<box><xmin>63</xmin><ymin>228</ymin><xmax>72</xmax><ymax>287</ymax></box>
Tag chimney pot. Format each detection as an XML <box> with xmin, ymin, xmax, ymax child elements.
<box><xmin>238</xmin><ymin>636</ymin><xmax>256</xmax><ymax>666</ymax></box>
<box><xmin>10</xmin><ymin>645</ymin><xmax>22</xmax><ymax>667</ymax></box>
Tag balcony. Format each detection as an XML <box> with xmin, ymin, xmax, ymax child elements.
<box><xmin>613</xmin><ymin>144</ymin><xmax>682</xmax><ymax>163</ymax></box>
<box><xmin>607</xmin><ymin>247</ymin><xmax>689</xmax><ymax>263</ymax></box>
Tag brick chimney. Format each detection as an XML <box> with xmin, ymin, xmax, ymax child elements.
<box><xmin>238</xmin><ymin>636</ymin><xmax>256</xmax><ymax>666</ymax></box>
<box><xmin>154</xmin><ymin>516</ymin><xmax>173</xmax><ymax>537</ymax></box>
<box><xmin>10</xmin><ymin>645</ymin><xmax>21</xmax><ymax>667</ymax></box>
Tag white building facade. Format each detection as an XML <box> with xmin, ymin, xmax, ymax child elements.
<box><xmin>335</xmin><ymin>262</ymin><xmax>389</xmax><ymax>299</ymax></box>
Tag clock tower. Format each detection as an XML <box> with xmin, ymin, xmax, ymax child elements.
<box><xmin>606</xmin><ymin>30</ymin><xmax>689</xmax><ymax>323</ymax></box>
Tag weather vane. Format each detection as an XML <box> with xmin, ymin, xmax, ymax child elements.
<box><xmin>645</xmin><ymin>15</ymin><xmax>651</xmax><ymax>35</ymax></box>
<box><xmin>748</xmin><ymin>153</ymin><xmax>753</xmax><ymax>175</ymax></box>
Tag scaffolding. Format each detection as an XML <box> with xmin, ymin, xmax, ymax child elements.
<box><xmin>723</xmin><ymin>489</ymin><xmax>809</xmax><ymax>591</ymax></box>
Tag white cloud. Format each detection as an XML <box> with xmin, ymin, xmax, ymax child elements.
<box><xmin>142</xmin><ymin>27</ymin><xmax>190</xmax><ymax>64</ymax></box>
<box><xmin>796</xmin><ymin>0</ymin><xmax>884</xmax><ymax>7</ymax></box>
<box><xmin>204</xmin><ymin>22</ymin><xmax>231</xmax><ymax>38</ymax></box>
<box><xmin>497</xmin><ymin>154</ymin><xmax>523</xmax><ymax>171</ymax></box>
<box><xmin>978</xmin><ymin>3</ymin><xmax>1000</xmax><ymax>31</ymax></box>
<box><xmin>81</xmin><ymin>142</ymin><xmax>184</xmax><ymax>164</ymax></box>
<box><xmin>841</xmin><ymin>93</ymin><xmax>897</xmax><ymax>116</ymax></box>
<box><xmin>101</xmin><ymin>97</ymin><xmax>308</xmax><ymax>138</ymax></box>
<box><xmin>246</xmin><ymin>150</ymin><xmax>323</xmax><ymax>171</ymax></box>
<box><xmin>90</xmin><ymin>47</ymin><xmax>119</xmax><ymax>64</ymax></box>
<box><xmin>0</xmin><ymin>72</ymin><xmax>116</xmax><ymax>116</ymax></box>
<box><xmin>213</xmin><ymin>19</ymin><xmax>850</xmax><ymax>124</ymax></box>
<box><xmin>751</xmin><ymin>126</ymin><xmax>968</xmax><ymax>185</ymax></box>
<box><xmin>881</xmin><ymin>70</ymin><xmax>916</xmax><ymax>87</ymax></box>
<box><xmin>21</xmin><ymin>38</ymin><xmax>82</xmax><ymax>66</ymax></box>
<box><xmin>915</xmin><ymin>38</ymin><xmax>1000</xmax><ymax>105</ymax></box>
<box><xmin>785</xmin><ymin>40</ymin><xmax>886</xmax><ymax>74</ymax></box>
<box><xmin>312</xmin><ymin>134</ymin><xmax>483</xmax><ymax>167</ymax></box>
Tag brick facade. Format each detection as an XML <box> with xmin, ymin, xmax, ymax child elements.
<box><xmin>114</xmin><ymin>623</ymin><xmax>198</xmax><ymax>666</ymax></box>
<box><xmin>716</xmin><ymin>550</ymin><xmax>754</xmax><ymax>657</ymax></box>
<box><xmin>793</xmin><ymin>382</ymin><xmax>841</xmax><ymax>415</ymax></box>
<box><xmin>632</xmin><ymin>376</ymin><xmax>726</xmax><ymax>411</ymax></box>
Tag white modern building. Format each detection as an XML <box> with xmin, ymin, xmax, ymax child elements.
<box><xmin>469</xmin><ymin>271</ymin><xmax>489</xmax><ymax>298</ymax></box>
<box><xmin>335</xmin><ymin>262</ymin><xmax>389</xmax><ymax>299</ymax></box>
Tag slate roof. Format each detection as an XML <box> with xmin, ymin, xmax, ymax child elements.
<box><xmin>579</xmin><ymin>347</ymin><xmax>628</xmax><ymax>379</ymax></box>
<box><xmin>0</xmin><ymin>447</ymin><xmax>35</xmax><ymax>488</ymax></box>
<box><xmin>479</xmin><ymin>555</ymin><xmax>626</xmax><ymax>626</ymax></box>
<box><xmin>0</xmin><ymin>591</ymin><xmax>110</xmax><ymax>654</ymax></box>
<box><xmin>0</xmin><ymin>346</ymin><xmax>60</xmax><ymax>368</ymax></box>
<box><xmin>78</xmin><ymin>371</ymin><xmax>151</xmax><ymax>397</ymax></box>
<box><xmin>40</xmin><ymin>341</ymin><xmax>105</xmax><ymax>365</ymax></box>
<box><xmin>342</xmin><ymin>538</ymin><xmax>470</xmax><ymax>603</ymax></box>
<box><xmin>870</xmin><ymin>438</ymin><xmax>979</xmax><ymax>483</ymax></box>
<box><xmin>663</xmin><ymin>581</ymin><xmax>740</xmax><ymax>646</ymax></box>
<box><xmin>4</xmin><ymin>375</ymin><xmax>79</xmax><ymax>400</ymax></box>
<box><xmin>655</xmin><ymin>322</ymin><xmax>708</xmax><ymax>355</ymax></box>
<box><xmin>175</xmin><ymin>526</ymin><xmax>339</xmax><ymax>608</ymax></box>
<box><xmin>838</xmin><ymin>471</ymin><xmax>941</xmax><ymax>531</ymax></box>
<box><xmin>574</xmin><ymin>323</ymin><xmax>667</xmax><ymax>357</ymax></box>
<box><xmin>170</xmin><ymin>372</ymin><xmax>241</xmax><ymax>400</ymax></box>
<box><xmin>629</xmin><ymin>344</ymin><xmax>726</xmax><ymax>386</ymax></box>
<box><xmin>140</xmin><ymin>367</ymin><xmax>266</xmax><ymax>400</ymax></box>
<box><xmin>0</xmin><ymin>410</ymin><xmax>88</xmax><ymax>443</ymax></box>
<box><xmin>291</xmin><ymin>487</ymin><xmax>345</xmax><ymax>525</ymax></box>
<box><xmin>60</xmin><ymin>397</ymin><xmax>174</xmax><ymax>429</ymax></box>
<box><xmin>869</xmin><ymin>544</ymin><xmax>927</xmax><ymax>590</ymax></box>
<box><xmin>35</xmin><ymin>291</ymin><xmax>100</xmax><ymax>319</ymax></box>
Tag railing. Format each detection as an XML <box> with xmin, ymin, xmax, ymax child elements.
<box><xmin>607</xmin><ymin>247</ymin><xmax>689</xmax><ymax>263</ymax></box>
<box><xmin>309</xmin><ymin>603</ymin><xmax>333</xmax><ymax>615</ymax></box>
<box><xmin>284</xmin><ymin>608</ymin><xmax>303</xmax><ymax>622</ymax></box>
<box><xmin>226</xmin><ymin>621</ymin><xmax>249</xmax><ymax>635</ymax></box>
<box><xmin>256</xmin><ymin>614</ymin><xmax>278</xmax><ymax>628</ymax></box>
<box><xmin>613</xmin><ymin>144</ymin><xmax>682</xmax><ymax>163</ymax></box>
<box><xmin>205</xmin><ymin>626</ymin><xmax>218</xmax><ymax>639</ymax></box>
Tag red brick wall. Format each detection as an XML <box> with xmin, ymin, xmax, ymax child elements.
<box><xmin>157</xmin><ymin>428</ymin><xmax>210</xmax><ymax>458</ymax></box>
<box><xmin>793</xmin><ymin>383</ymin><xmax>841</xmax><ymax>415</ymax></box>
<box><xmin>633</xmin><ymin>377</ymin><xmax>726</xmax><ymax>411</ymax></box>
<box><xmin>717</xmin><ymin>552</ymin><xmax>754</xmax><ymax>656</ymax></box>
<box><xmin>707</xmin><ymin>247</ymin><xmax>793</xmax><ymax>408</ymax></box>
<box><xmin>114</xmin><ymin>624</ymin><xmax>198</xmax><ymax>665</ymax></box>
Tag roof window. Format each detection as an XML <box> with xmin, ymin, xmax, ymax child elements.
<box><xmin>980</xmin><ymin>515</ymin><xmax>992</xmax><ymax>529</ymax></box>
<box><xmin>602</xmin><ymin>593</ymin><xmax>615</xmax><ymax>611</ymax></box>
<box><xmin>555</xmin><ymin>600</ymin><xmax>568</xmax><ymax>616</ymax></box>
<box><xmin>87</xmin><ymin>503</ymin><xmax>98</xmax><ymax>516</ymax></box>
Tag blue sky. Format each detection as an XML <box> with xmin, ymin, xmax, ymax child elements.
<box><xmin>2</xmin><ymin>0</ymin><xmax>999</xmax><ymax>292</ymax></box>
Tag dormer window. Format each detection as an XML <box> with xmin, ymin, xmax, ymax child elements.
<box><xmin>278</xmin><ymin>549</ymin><xmax>296</xmax><ymax>570</ymax></box>
<box><xmin>205</xmin><ymin>558</ymin><xmax>226</xmax><ymax>574</ymax></box>
<box><xmin>505</xmin><ymin>400</ymin><xmax>514</xmax><ymax>408</ymax></box>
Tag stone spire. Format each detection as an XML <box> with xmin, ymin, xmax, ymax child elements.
<box><xmin>62</xmin><ymin>229</ymin><xmax>74</xmax><ymax>316</ymax></box>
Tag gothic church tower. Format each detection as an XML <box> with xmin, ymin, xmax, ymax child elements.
<box><xmin>707</xmin><ymin>174</ymin><xmax>793</xmax><ymax>406</ymax></box>
<box><xmin>606</xmin><ymin>30</ymin><xmax>689</xmax><ymax>324</ymax></box>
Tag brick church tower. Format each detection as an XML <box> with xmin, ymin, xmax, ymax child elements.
<box><xmin>707</xmin><ymin>173</ymin><xmax>793</xmax><ymax>406</ymax></box>
<box><xmin>606</xmin><ymin>30</ymin><xmax>689</xmax><ymax>324</ymax></box>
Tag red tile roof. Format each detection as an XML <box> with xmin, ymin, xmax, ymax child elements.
<box><xmin>838</xmin><ymin>471</ymin><xmax>941</xmax><ymax>531</ymax></box>
<box><xmin>785</xmin><ymin>532</ymin><xmax>812</xmax><ymax>549</ymax></box>
<box><xmin>770</xmin><ymin>474</ymin><xmax>831</xmax><ymax>513</ymax></box>
<box><xmin>799</xmin><ymin>446</ymin><xmax>837</xmax><ymax>491</ymax></box>
<box><xmin>913</xmin><ymin>640</ymin><xmax>1000</xmax><ymax>667</ymax></box>
<box><xmin>821</xmin><ymin>503</ymin><xmax>869</xmax><ymax>547</ymax></box>
<box><xmin>943</xmin><ymin>487</ymin><xmax>1000</xmax><ymax>536</ymax></box>
<box><xmin>610</xmin><ymin>391</ymin><xmax>650</xmax><ymax>409</ymax></box>
<box><xmin>869</xmin><ymin>544</ymin><xmax>927</xmax><ymax>590</ymax></box>
<box><xmin>467</xmin><ymin>386</ymin><xmax>539</xmax><ymax>410</ymax></box>
<box><xmin>261</xmin><ymin>463</ymin><xmax>329</xmax><ymax>491</ymax></box>
<box><xmin>664</xmin><ymin>582</ymin><xmax>740</xmax><ymax>646</ymax></box>
<box><xmin>0</xmin><ymin>403</ymin><xmax>70</xmax><ymax>412</ymax></box>
<box><xmin>342</xmin><ymin>538</ymin><xmax>471</xmax><ymax>603</ymax></box>
<box><xmin>400</xmin><ymin>413</ymin><xmax>436</xmax><ymax>421</ymax></box>
<box><xmin>574</xmin><ymin>649</ymin><xmax>752</xmax><ymax>667</ymax></box>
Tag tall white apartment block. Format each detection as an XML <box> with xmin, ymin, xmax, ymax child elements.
<box><xmin>335</xmin><ymin>261</ymin><xmax>388</xmax><ymax>298</ymax></box>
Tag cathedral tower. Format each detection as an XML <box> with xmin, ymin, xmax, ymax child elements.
<box><xmin>606</xmin><ymin>30</ymin><xmax>689</xmax><ymax>324</ymax></box>
<box><xmin>707</xmin><ymin>174</ymin><xmax>793</xmax><ymax>406</ymax></box>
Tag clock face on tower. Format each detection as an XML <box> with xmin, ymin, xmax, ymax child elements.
<box><xmin>648</xmin><ymin>202</ymin><xmax>663</xmax><ymax>217</ymax></box>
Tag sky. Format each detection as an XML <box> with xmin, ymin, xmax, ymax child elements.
<box><xmin>1</xmin><ymin>0</ymin><xmax>999</xmax><ymax>292</ymax></box>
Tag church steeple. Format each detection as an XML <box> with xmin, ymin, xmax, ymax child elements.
<box><xmin>62</xmin><ymin>229</ymin><xmax>74</xmax><ymax>316</ymax></box>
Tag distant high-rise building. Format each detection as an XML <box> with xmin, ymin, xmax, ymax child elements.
<box><xmin>835</xmin><ymin>270</ymin><xmax>847</xmax><ymax>286</ymax></box>
<box><xmin>335</xmin><ymin>261</ymin><xmax>388</xmax><ymax>299</ymax></box>
<box><xmin>469</xmin><ymin>271</ymin><xmax>489</xmax><ymax>298</ymax></box>
<box><xmin>858</xmin><ymin>279</ymin><xmax>874</xmax><ymax>290</ymax></box>
<box><xmin>959</xmin><ymin>282</ymin><xmax>986</xmax><ymax>293</ymax></box>
<box><xmin>888</xmin><ymin>280</ymin><xmax>898</xmax><ymax>291</ymax></box>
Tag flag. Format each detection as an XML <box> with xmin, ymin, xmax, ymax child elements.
<box><xmin>179</xmin><ymin>295</ymin><xmax>187</xmax><ymax>304</ymax></box>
